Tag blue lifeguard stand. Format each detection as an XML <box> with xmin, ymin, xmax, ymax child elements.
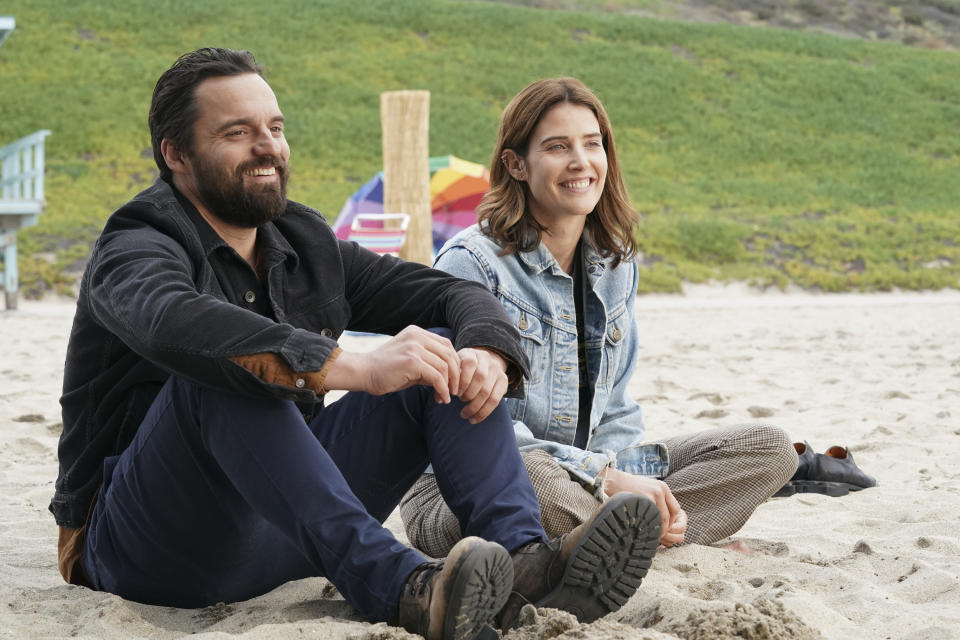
<box><xmin>0</xmin><ymin>15</ymin><xmax>52</xmax><ymax>310</ymax></box>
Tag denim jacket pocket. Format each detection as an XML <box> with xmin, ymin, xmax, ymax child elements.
<box><xmin>602</xmin><ymin>305</ymin><xmax>628</xmax><ymax>388</ymax></box>
<box><xmin>500</xmin><ymin>297</ymin><xmax>549</xmax><ymax>386</ymax></box>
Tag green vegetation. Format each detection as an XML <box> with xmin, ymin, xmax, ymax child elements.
<box><xmin>1</xmin><ymin>0</ymin><xmax>958</xmax><ymax>294</ymax></box>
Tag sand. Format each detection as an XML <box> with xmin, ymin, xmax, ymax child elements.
<box><xmin>2</xmin><ymin>285</ymin><xmax>959</xmax><ymax>640</ymax></box>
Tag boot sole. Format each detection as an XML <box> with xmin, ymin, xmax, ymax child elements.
<box><xmin>443</xmin><ymin>540</ymin><xmax>514</xmax><ymax>640</ymax></box>
<box><xmin>535</xmin><ymin>493</ymin><xmax>660</xmax><ymax>623</ymax></box>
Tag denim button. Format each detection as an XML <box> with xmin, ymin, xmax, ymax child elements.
<box><xmin>517</xmin><ymin>314</ymin><xmax>529</xmax><ymax>331</ymax></box>
<box><xmin>611</xmin><ymin>328</ymin><xmax>622</xmax><ymax>342</ymax></box>
<box><xmin>244</xmin><ymin>290</ymin><xmax>256</xmax><ymax>303</ymax></box>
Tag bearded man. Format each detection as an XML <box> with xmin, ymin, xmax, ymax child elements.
<box><xmin>50</xmin><ymin>48</ymin><xmax>660</xmax><ymax>640</ymax></box>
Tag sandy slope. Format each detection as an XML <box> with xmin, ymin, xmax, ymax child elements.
<box><xmin>2</xmin><ymin>287</ymin><xmax>958</xmax><ymax>639</ymax></box>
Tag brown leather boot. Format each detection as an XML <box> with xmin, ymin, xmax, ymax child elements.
<box><xmin>496</xmin><ymin>492</ymin><xmax>661</xmax><ymax>630</ymax></box>
<box><xmin>396</xmin><ymin>536</ymin><xmax>514</xmax><ymax>640</ymax></box>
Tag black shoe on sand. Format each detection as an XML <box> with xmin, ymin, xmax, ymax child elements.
<box><xmin>775</xmin><ymin>442</ymin><xmax>877</xmax><ymax>497</ymax></box>
<box><xmin>397</xmin><ymin>536</ymin><xmax>514</xmax><ymax>640</ymax></box>
<box><xmin>774</xmin><ymin>441</ymin><xmax>816</xmax><ymax>497</ymax></box>
<box><xmin>496</xmin><ymin>493</ymin><xmax>661</xmax><ymax>630</ymax></box>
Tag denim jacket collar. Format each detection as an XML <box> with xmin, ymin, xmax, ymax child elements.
<box><xmin>512</xmin><ymin>228</ymin><xmax>613</xmax><ymax>288</ymax></box>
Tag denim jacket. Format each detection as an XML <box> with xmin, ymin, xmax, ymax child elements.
<box><xmin>434</xmin><ymin>224</ymin><xmax>668</xmax><ymax>492</ymax></box>
<box><xmin>52</xmin><ymin>180</ymin><xmax>529</xmax><ymax>528</ymax></box>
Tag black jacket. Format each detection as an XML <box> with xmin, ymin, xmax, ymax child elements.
<box><xmin>52</xmin><ymin>179</ymin><xmax>529</xmax><ymax>528</ymax></box>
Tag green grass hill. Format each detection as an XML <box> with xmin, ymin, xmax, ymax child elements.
<box><xmin>2</xmin><ymin>0</ymin><xmax>959</xmax><ymax>294</ymax></box>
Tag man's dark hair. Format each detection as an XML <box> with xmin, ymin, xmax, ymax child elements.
<box><xmin>149</xmin><ymin>47</ymin><xmax>263</xmax><ymax>182</ymax></box>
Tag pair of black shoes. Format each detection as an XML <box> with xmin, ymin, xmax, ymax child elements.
<box><xmin>395</xmin><ymin>493</ymin><xmax>661</xmax><ymax>640</ymax></box>
<box><xmin>774</xmin><ymin>441</ymin><xmax>877</xmax><ymax>498</ymax></box>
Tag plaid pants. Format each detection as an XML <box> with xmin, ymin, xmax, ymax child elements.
<box><xmin>400</xmin><ymin>424</ymin><xmax>797</xmax><ymax>557</ymax></box>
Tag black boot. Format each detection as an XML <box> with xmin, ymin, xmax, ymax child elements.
<box><xmin>497</xmin><ymin>493</ymin><xmax>661</xmax><ymax>630</ymax></box>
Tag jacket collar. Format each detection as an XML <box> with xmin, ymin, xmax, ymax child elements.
<box><xmin>165</xmin><ymin>180</ymin><xmax>299</xmax><ymax>270</ymax></box>
<box><xmin>514</xmin><ymin>227</ymin><xmax>612</xmax><ymax>284</ymax></box>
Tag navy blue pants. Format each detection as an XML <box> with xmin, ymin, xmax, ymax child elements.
<box><xmin>82</xmin><ymin>372</ymin><xmax>544</xmax><ymax>623</ymax></box>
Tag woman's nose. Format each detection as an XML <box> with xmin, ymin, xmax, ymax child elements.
<box><xmin>568</xmin><ymin>145</ymin><xmax>587</xmax><ymax>168</ymax></box>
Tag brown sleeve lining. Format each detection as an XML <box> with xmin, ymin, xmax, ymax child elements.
<box><xmin>229</xmin><ymin>347</ymin><xmax>342</xmax><ymax>396</ymax></box>
<box><xmin>57</xmin><ymin>526</ymin><xmax>93</xmax><ymax>588</ymax></box>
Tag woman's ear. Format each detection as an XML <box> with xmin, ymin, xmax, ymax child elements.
<box><xmin>501</xmin><ymin>149</ymin><xmax>526</xmax><ymax>181</ymax></box>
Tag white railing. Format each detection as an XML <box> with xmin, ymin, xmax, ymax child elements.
<box><xmin>1</xmin><ymin>129</ymin><xmax>52</xmax><ymax>309</ymax></box>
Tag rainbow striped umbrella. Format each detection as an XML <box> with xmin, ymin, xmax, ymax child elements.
<box><xmin>333</xmin><ymin>155</ymin><xmax>490</xmax><ymax>253</ymax></box>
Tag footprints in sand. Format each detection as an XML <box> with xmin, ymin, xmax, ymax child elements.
<box><xmin>853</xmin><ymin>540</ymin><xmax>873</xmax><ymax>555</ymax></box>
<box><xmin>11</xmin><ymin>437</ymin><xmax>49</xmax><ymax>457</ymax></box>
<box><xmin>695</xmin><ymin>408</ymin><xmax>728</xmax><ymax>419</ymax></box>
<box><xmin>885</xmin><ymin>390</ymin><xmax>911</xmax><ymax>400</ymax></box>
<box><xmin>673</xmin><ymin>392</ymin><xmax>779</xmax><ymax>422</ymax></box>
<box><xmin>12</xmin><ymin>414</ymin><xmax>45</xmax><ymax>423</ymax></box>
<box><xmin>688</xmin><ymin>392</ymin><xmax>724</xmax><ymax>405</ymax></box>
<box><xmin>669</xmin><ymin>541</ymin><xmax>796</xmax><ymax>607</ymax></box>
<box><xmin>683</xmin><ymin>392</ymin><xmax>778</xmax><ymax>422</ymax></box>
<box><xmin>2</xmin><ymin>414</ymin><xmax>61</xmax><ymax>472</ymax></box>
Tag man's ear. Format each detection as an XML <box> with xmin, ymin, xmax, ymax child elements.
<box><xmin>160</xmin><ymin>139</ymin><xmax>189</xmax><ymax>175</ymax></box>
<box><xmin>501</xmin><ymin>149</ymin><xmax>526</xmax><ymax>181</ymax></box>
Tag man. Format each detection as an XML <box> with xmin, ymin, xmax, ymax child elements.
<box><xmin>50</xmin><ymin>48</ymin><xmax>661</xmax><ymax>640</ymax></box>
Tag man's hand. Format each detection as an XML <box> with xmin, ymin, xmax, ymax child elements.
<box><xmin>325</xmin><ymin>326</ymin><xmax>461</xmax><ymax>403</ymax></box>
<box><xmin>601</xmin><ymin>467</ymin><xmax>687</xmax><ymax>547</ymax></box>
<box><xmin>323</xmin><ymin>328</ymin><xmax>509</xmax><ymax>423</ymax></box>
<box><xmin>455</xmin><ymin>347</ymin><xmax>509</xmax><ymax>424</ymax></box>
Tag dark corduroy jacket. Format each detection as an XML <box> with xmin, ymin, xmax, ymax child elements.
<box><xmin>52</xmin><ymin>179</ymin><xmax>529</xmax><ymax>529</ymax></box>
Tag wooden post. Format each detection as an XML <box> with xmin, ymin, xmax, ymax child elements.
<box><xmin>380</xmin><ymin>90</ymin><xmax>432</xmax><ymax>265</ymax></box>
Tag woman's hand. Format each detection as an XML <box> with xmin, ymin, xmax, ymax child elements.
<box><xmin>454</xmin><ymin>347</ymin><xmax>509</xmax><ymax>424</ymax></box>
<box><xmin>601</xmin><ymin>467</ymin><xmax>686</xmax><ymax>547</ymax></box>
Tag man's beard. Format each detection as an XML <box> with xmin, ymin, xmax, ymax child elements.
<box><xmin>192</xmin><ymin>154</ymin><xmax>290</xmax><ymax>228</ymax></box>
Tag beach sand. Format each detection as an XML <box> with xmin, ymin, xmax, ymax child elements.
<box><xmin>2</xmin><ymin>286</ymin><xmax>959</xmax><ymax>639</ymax></box>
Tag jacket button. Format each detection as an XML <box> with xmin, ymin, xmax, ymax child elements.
<box><xmin>518</xmin><ymin>313</ymin><xmax>529</xmax><ymax>331</ymax></box>
<box><xmin>244</xmin><ymin>290</ymin><xmax>256</xmax><ymax>303</ymax></box>
<box><xmin>611</xmin><ymin>328</ymin><xmax>622</xmax><ymax>341</ymax></box>
<box><xmin>320</xmin><ymin>328</ymin><xmax>333</xmax><ymax>337</ymax></box>
<box><xmin>295</xmin><ymin>378</ymin><xmax>306</xmax><ymax>388</ymax></box>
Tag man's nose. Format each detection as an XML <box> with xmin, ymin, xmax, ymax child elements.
<box><xmin>252</xmin><ymin>127</ymin><xmax>282</xmax><ymax>156</ymax></box>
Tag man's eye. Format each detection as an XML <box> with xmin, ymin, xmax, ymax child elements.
<box><xmin>271</xmin><ymin>126</ymin><xmax>284</xmax><ymax>134</ymax></box>
<box><xmin>228</xmin><ymin>129</ymin><xmax>245</xmax><ymax>136</ymax></box>
<box><xmin>547</xmin><ymin>144</ymin><xmax>566</xmax><ymax>151</ymax></box>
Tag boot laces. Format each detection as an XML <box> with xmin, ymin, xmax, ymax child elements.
<box><xmin>404</xmin><ymin>561</ymin><xmax>443</xmax><ymax>597</ymax></box>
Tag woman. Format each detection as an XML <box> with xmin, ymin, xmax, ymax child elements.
<box><xmin>401</xmin><ymin>77</ymin><xmax>797</xmax><ymax>556</ymax></box>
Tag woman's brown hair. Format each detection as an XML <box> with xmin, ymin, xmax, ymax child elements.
<box><xmin>477</xmin><ymin>77</ymin><xmax>639</xmax><ymax>266</ymax></box>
